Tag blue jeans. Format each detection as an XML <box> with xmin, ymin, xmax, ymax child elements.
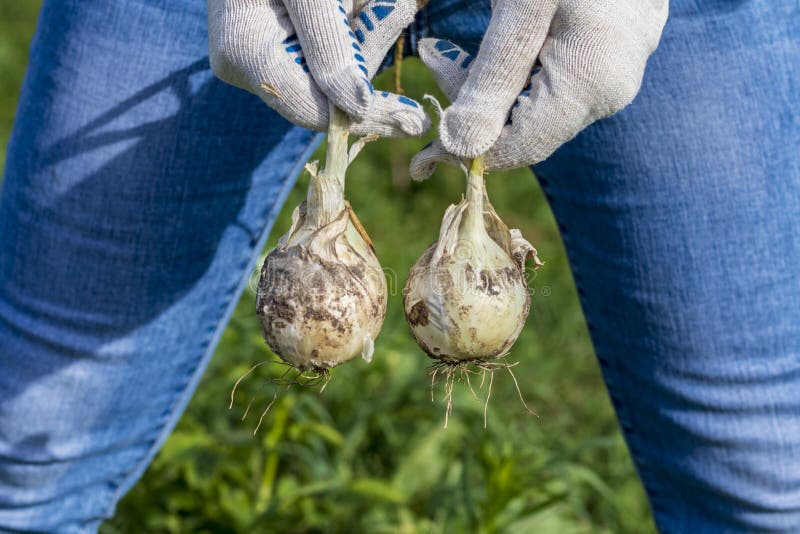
<box><xmin>0</xmin><ymin>0</ymin><xmax>798</xmax><ymax>532</ymax></box>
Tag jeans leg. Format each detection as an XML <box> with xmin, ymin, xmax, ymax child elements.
<box><xmin>533</xmin><ymin>2</ymin><xmax>800</xmax><ymax>532</ymax></box>
<box><xmin>0</xmin><ymin>1</ymin><xmax>321</xmax><ymax>531</ymax></box>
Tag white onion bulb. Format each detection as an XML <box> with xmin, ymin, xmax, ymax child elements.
<box><xmin>256</xmin><ymin>107</ymin><xmax>386</xmax><ymax>371</ymax></box>
<box><xmin>403</xmin><ymin>158</ymin><xmax>542</xmax><ymax>362</ymax></box>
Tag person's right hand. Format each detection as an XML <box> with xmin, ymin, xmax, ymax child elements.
<box><xmin>207</xmin><ymin>0</ymin><xmax>429</xmax><ymax>137</ymax></box>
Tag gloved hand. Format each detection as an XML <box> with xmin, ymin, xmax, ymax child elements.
<box><xmin>207</xmin><ymin>0</ymin><xmax>429</xmax><ymax>137</ymax></box>
<box><xmin>411</xmin><ymin>0</ymin><xmax>668</xmax><ymax>178</ymax></box>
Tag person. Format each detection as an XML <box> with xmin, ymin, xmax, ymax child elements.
<box><xmin>0</xmin><ymin>0</ymin><xmax>797</xmax><ymax>531</ymax></box>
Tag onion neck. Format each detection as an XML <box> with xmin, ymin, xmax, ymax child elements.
<box><xmin>325</xmin><ymin>103</ymin><xmax>350</xmax><ymax>188</ymax></box>
<box><xmin>461</xmin><ymin>156</ymin><xmax>487</xmax><ymax>239</ymax></box>
<box><xmin>307</xmin><ymin>103</ymin><xmax>349</xmax><ymax>228</ymax></box>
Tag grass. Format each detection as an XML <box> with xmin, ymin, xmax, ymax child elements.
<box><xmin>2</xmin><ymin>5</ymin><xmax>655</xmax><ymax>533</ymax></box>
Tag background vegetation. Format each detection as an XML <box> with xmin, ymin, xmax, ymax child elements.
<box><xmin>1</xmin><ymin>3</ymin><xmax>654</xmax><ymax>532</ymax></box>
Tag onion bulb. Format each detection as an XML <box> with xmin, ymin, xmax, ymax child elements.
<box><xmin>256</xmin><ymin>106</ymin><xmax>387</xmax><ymax>372</ymax></box>
<box><xmin>403</xmin><ymin>157</ymin><xmax>542</xmax><ymax>363</ymax></box>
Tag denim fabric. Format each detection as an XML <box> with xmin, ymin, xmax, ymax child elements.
<box><xmin>0</xmin><ymin>0</ymin><xmax>798</xmax><ymax>533</ymax></box>
<box><xmin>530</xmin><ymin>2</ymin><xmax>800</xmax><ymax>531</ymax></box>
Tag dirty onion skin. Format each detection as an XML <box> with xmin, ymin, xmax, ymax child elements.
<box><xmin>404</xmin><ymin>157</ymin><xmax>542</xmax><ymax>362</ymax></box>
<box><xmin>403</xmin><ymin>157</ymin><xmax>542</xmax><ymax>424</ymax></box>
<box><xmin>256</xmin><ymin>106</ymin><xmax>387</xmax><ymax>372</ymax></box>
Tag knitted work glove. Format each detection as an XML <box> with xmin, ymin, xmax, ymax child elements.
<box><xmin>411</xmin><ymin>0</ymin><xmax>668</xmax><ymax>177</ymax></box>
<box><xmin>208</xmin><ymin>0</ymin><xmax>429</xmax><ymax>137</ymax></box>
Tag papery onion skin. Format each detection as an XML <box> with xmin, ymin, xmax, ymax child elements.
<box><xmin>403</xmin><ymin>157</ymin><xmax>541</xmax><ymax>363</ymax></box>
<box><xmin>403</xmin><ymin>238</ymin><xmax>531</xmax><ymax>363</ymax></box>
<box><xmin>255</xmin><ymin>105</ymin><xmax>387</xmax><ymax>372</ymax></box>
<box><xmin>257</xmin><ymin>207</ymin><xmax>386</xmax><ymax>371</ymax></box>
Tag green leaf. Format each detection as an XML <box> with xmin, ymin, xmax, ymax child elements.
<box><xmin>349</xmin><ymin>478</ymin><xmax>407</xmax><ymax>504</ymax></box>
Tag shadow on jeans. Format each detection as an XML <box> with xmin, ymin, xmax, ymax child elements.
<box><xmin>0</xmin><ymin>58</ymin><xmax>306</xmax><ymax>391</ymax></box>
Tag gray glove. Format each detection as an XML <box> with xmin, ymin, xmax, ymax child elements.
<box><xmin>208</xmin><ymin>0</ymin><xmax>429</xmax><ymax>137</ymax></box>
<box><xmin>411</xmin><ymin>0</ymin><xmax>668</xmax><ymax>178</ymax></box>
